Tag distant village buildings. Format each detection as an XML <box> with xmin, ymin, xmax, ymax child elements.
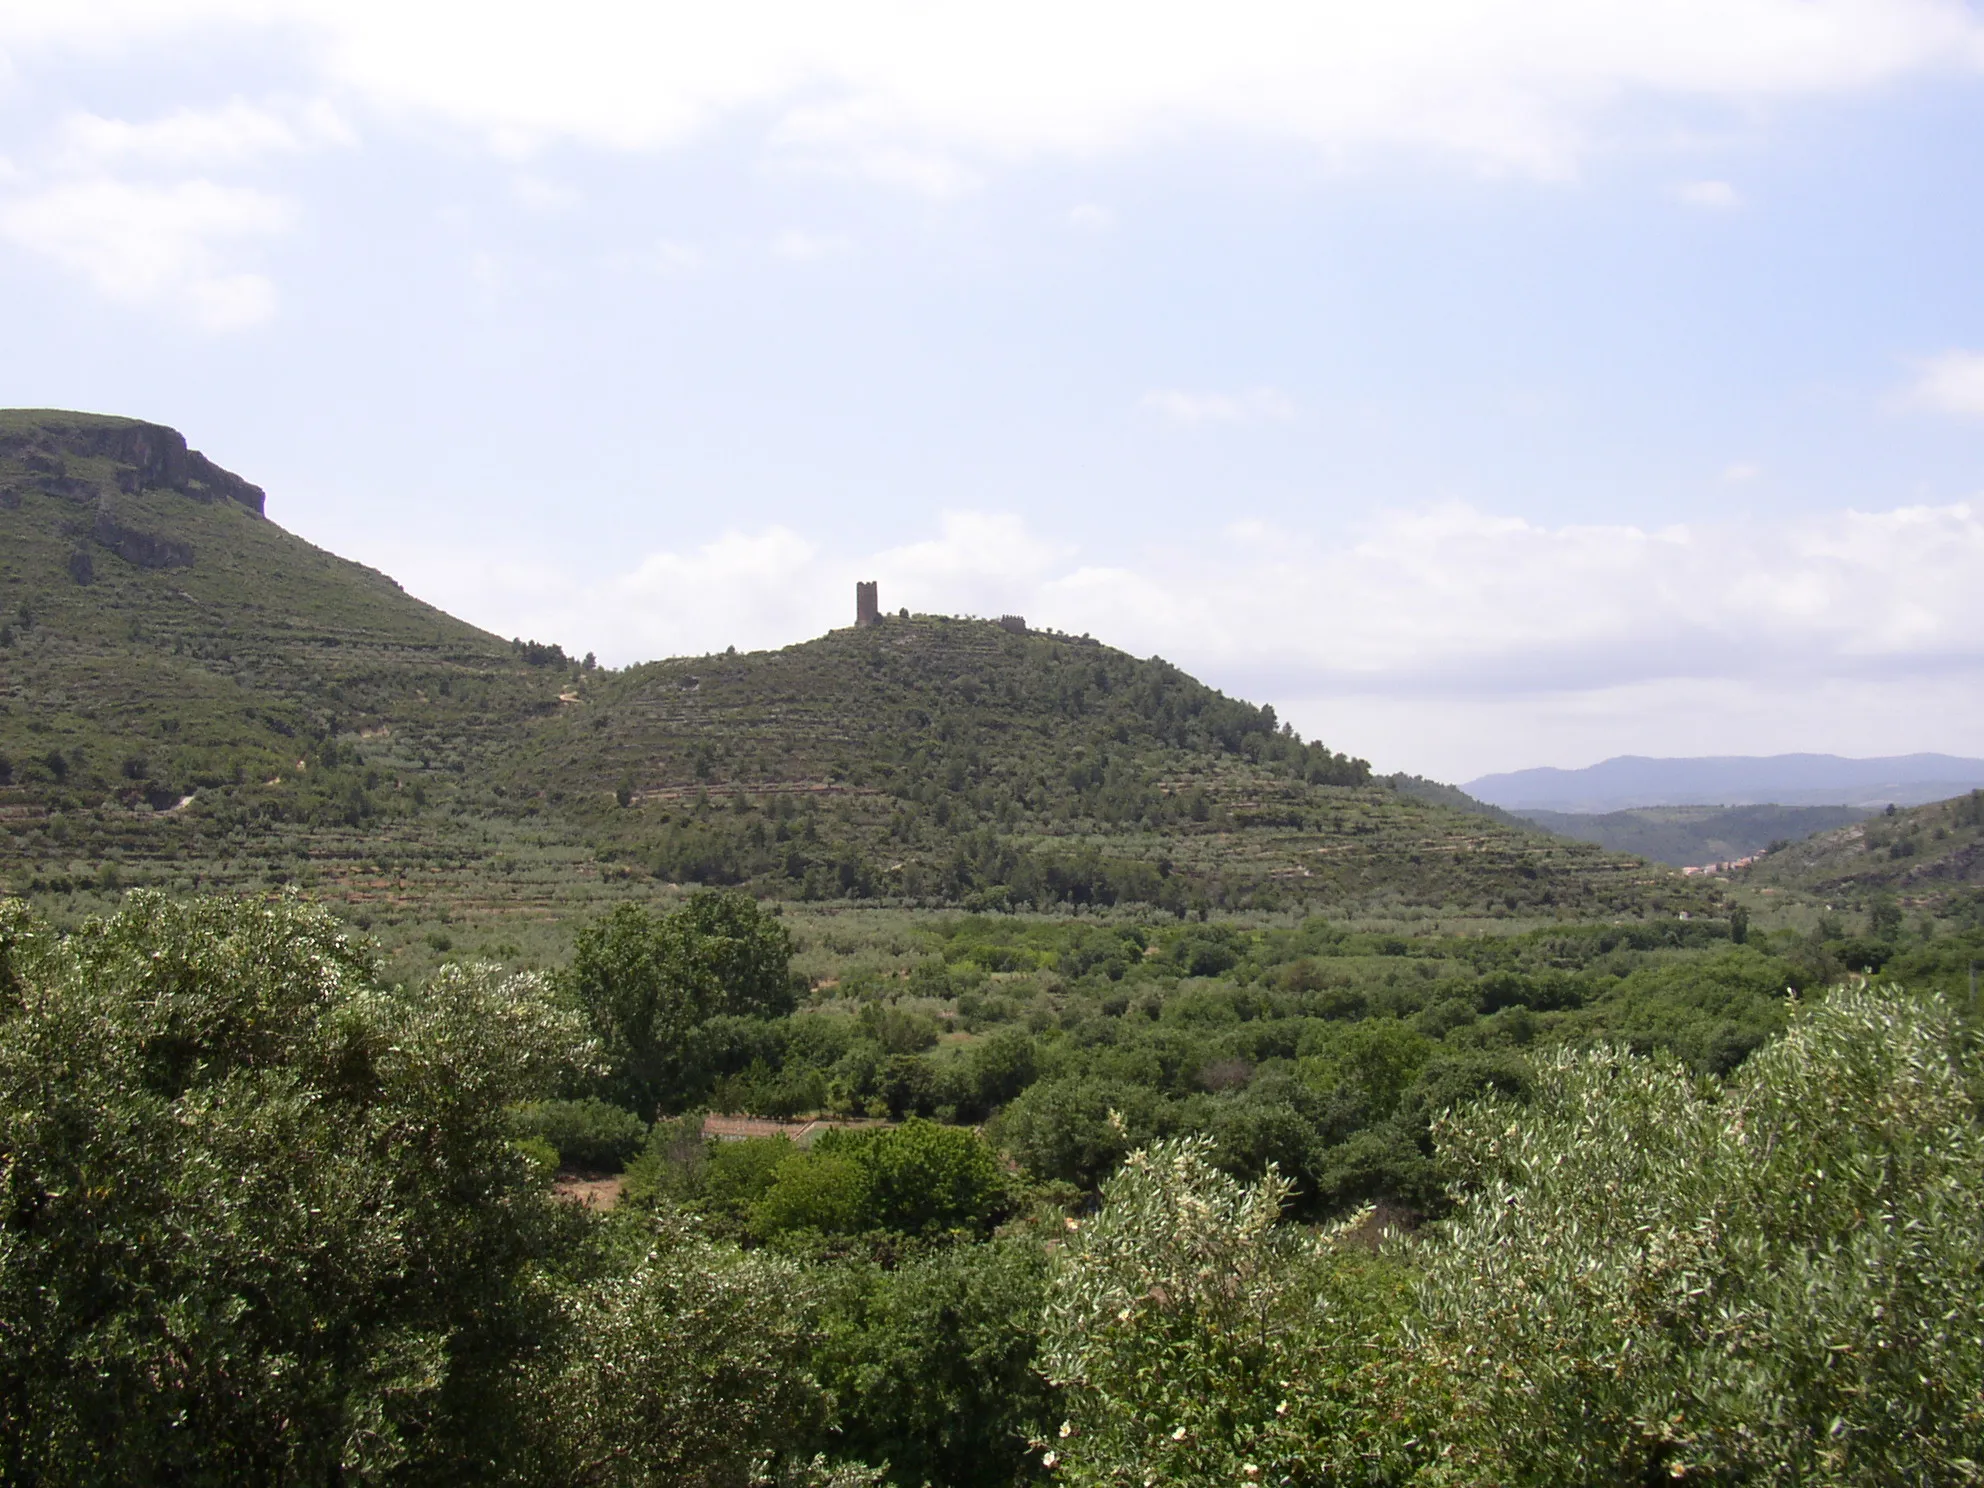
<box><xmin>1681</xmin><ymin>853</ymin><xmax>1762</xmax><ymax>877</ymax></box>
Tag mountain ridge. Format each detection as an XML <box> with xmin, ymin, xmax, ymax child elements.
<box><xmin>1468</xmin><ymin>752</ymin><xmax>1984</xmax><ymax>813</ymax></box>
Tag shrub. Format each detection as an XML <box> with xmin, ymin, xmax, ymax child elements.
<box><xmin>1041</xmin><ymin>1138</ymin><xmax>1416</xmax><ymax>1485</ymax></box>
<box><xmin>512</xmin><ymin>1097</ymin><xmax>648</xmax><ymax>1172</ymax></box>
<box><xmin>813</xmin><ymin>1238</ymin><xmax>1055</xmax><ymax>1488</ymax></box>
<box><xmin>750</xmin><ymin>1120</ymin><xmax>1013</xmax><ymax>1242</ymax></box>
<box><xmin>540</xmin><ymin>1221</ymin><xmax>879</xmax><ymax>1487</ymax></box>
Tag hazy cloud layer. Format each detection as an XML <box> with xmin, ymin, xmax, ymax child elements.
<box><xmin>8</xmin><ymin>1</ymin><xmax>1982</xmax><ymax>179</ymax></box>
<box><xmin>396</xmin><ymin>499</ymin><xmax>1984</xmax><ymax>779</ymax></box>
<box><xmin>6</xmin><ymin>2</ymin><xmax>1981</xmax><ymax>322</ymax></box>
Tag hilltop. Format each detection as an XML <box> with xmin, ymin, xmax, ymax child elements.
<box><xmin>0</xmin><ymin>411</ymin><xmax>1716</xmax><ymax>938</ymax></box>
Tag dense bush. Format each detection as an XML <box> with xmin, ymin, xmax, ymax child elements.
<box><xmin>1044</xmin><ymin>985</ymin><xmax>1984</xmax><ymax>1486</ymax></box>
<box><xmin>0</xmin><ymin>892</ymin><xmax>591</xmax><ymax>1483</ymax></box>
<box><xmin>511</xmin><ymin>1097</ymin><xmax>649</xmax><ymax>1172</ymax></box>
<box><xmin>813</xmin><ymin>1238</ymin><xmax>1055</xmax><ymax>1487</ymax></box>
<box><xmin>1411</xmin><ymin>984</ymin><xmax>1984</xmax><ymax>1483</ymax></box>
<box><xmin>567</xmin><ymin>891</ymin><xmax>801</xmax><ymax>1116</ymax></box>
<box><xmin>630</xmin><ymin>1120</ymin><xmax>1014</xmax><ymax>1244</ymax></box>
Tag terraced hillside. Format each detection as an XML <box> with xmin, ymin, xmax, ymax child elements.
<box><xmin>1</xmin><ymin>409</ymin><xmax>1716</xmax><ymax>930</ymax></box>
<box><xmin>1516</xmin><ymin>803</ymin><xmax>1873</xmax><ymax>868</ymax></box>
<box><xmin>517</xmin><ymin>621</ymin><xmax>1702</xmax><ymax>919</ymax></box>
<box><xmin>1736</xmin><ymin>790</ymin><xmax>1984</xmax><ymax>917</ymax></box>
<box><xmin>0</xmin><ymin>410</ymin><xmax>598</xmax><ymax>920</ymax></box>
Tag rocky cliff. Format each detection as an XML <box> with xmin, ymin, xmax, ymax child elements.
<box><xmin>0</xmin><ymin>411</ymin><xmax>266</xmax><ymax>515</ymax></box>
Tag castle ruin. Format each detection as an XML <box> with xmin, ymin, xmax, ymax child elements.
<box><xmin>855</xmin><ymin>581</ymin><xmax>880</xmax><ymax>627</ymax></box>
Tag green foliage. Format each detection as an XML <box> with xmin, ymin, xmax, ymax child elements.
<box><xmin>543</xmin><ymin>1222</ymin><xmax>871</xmax><ymax>1488</ymax></box>
<box><xmin>0</xmin><ymin>890</ymin><xmax>591</xmax><ymax>1483</ymax></box>
<box><xmin>632</xmin><ymin>1120</ymin><xmax>1012</xmax><ymax>1244</ymax></box>
<box><xmin>1045</xmin><ymin>988</ymin><xmax>1984</xmax><ymax>1485</ymax></box>
<box><xmin>1041</xmin><ymin>1138</ymin><xmax>1415</xmax><ymax>1486</ymax></box>
<box><xmin>991</xmin><ymin>1077</ymin><xmax>1165</xmax><ymax>1189</ymax></box>
<box><xmin>567</xmin><ymin>891</ymin><xmax>799</xmax><ymax>1115</ymax></box>
<box><xmin>813</xmin><ymin>1238</ymin><xmax>1055</xmax><ymax>1488</ymax></box>
<box><xmin>511</xmin><ymin>1096</ymin><xmax>648</xmax><ymax>1172</ymax></box>
<box><xmin>1409</xmin><ymin>984</ymin><xmax>1984</xmax><ymax>1483</ymax></box>
<box><xmin>810</xmin><ymin>1119</ymin><xmax>1012</xmax><ymax>1238</ymax></box>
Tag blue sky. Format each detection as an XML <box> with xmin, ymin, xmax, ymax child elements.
<box><xmin>3</xmin><ymin>1</ymin><xmax>1983</xmax><ymax>780</ymax></box>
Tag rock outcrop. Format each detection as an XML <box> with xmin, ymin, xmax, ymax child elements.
<box><xmin>92</xmin><ymin>507</ymin><xmax>195</xmax><ymax>569</ymax></box>
<box><xmin>0</xmin><ymin>413</ymin><xmax>266</xmax><ymax>515</ymax></box>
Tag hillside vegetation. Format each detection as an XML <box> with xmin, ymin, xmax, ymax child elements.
<box><xmin>0</xmin><ymin>410</ymin><xmax>1711</xmax><ymax>935</ymax></box>
<box><xmin>5</xmin><ymin>889</ymin><xmax>1981</xmax><ymax>1485</ymax></box>
<box><xmin>1737</xmin><ymin>790</ymin><xmax>1984</xmax><ymax>916</ymax></box>
<box><xmin>1517</xmin><ymin>802</ymin><xmax>1872</xmax><ymax>867</ymax></box>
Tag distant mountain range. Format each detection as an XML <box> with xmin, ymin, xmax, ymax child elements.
<box><xmin>1465</xmin><ymin>754</ymin><xmax>1984</xmax><ymax>814</ymax></box>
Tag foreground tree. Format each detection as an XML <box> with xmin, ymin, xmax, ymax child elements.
<box><xmin>0</xmin><ymin>892</ymin><xmax>591</xmax><ymax>1483</ymax></box>
<box><xmin>1411</xmin><ymin>984</ymin><xmax>1984</xmax><ymax>1484</ymax></box>
<box><xmin>1045</xmin><ymin>987</ymin><xmax>1984</xmax><ymax>1486</ymax></box>
<box><xmin>1040</xmin><ymin>1137</ymin><xmax>1416</xmax><ymax>1486</ymax></box>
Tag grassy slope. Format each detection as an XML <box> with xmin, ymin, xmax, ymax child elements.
<box><xmin>0</xmin><ymin>410</ymin><xmax>1717</xmax><ymax>944</ymax></box>
<box><xmin>1516</xmin><ymin>803</ymin><xmax>1874</xmax><ymax>868</ymax></box>
<box><xmin>1735</xmin><ymin>791</ymin><xmax>1984</xmax><ymax>912</ymax></box>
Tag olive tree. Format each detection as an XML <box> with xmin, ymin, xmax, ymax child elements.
<box><xmin>1408</xmin><ymin>984</ymin><xmax>1984</xmax><ymax>1485</ymax></box>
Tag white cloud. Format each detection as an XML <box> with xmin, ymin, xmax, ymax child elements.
<box><xmin>52</xmin><ymin>99</ymin><xmax>350</xmax><ymax>171</ymax></box>
<box><xmin>0</xmin><ymin>99</ymin><xmax>352</xmax><ymax>328</ymax></box>
<box><xmin>626</xmin><ymin>238</ymin><xmax>702</xmax><ymax>275</ymax></box>
<box><xmin>1903</xmin><ymin>349</ymin><xmax>1984</xmax><ymax>417</ymax></box>
<box><xmin>511</xmin><ymin>174</ymin><xmax>579</xmax><ymax>212</ymax></box>
<box><xmin>1067</xmin><ymin>202</ymin><xmax>1114</xmax><ymax>231</ymax></box>
<box><xmin>403</xmin><ymin>526</ymin><xmax>826</xmax><ymax>662</ymax></box>
<box><xmin>0</xmin><ymin>176</ymin><xmax>294</xmax><ymax>327</ymax></box>
<box><xmin>1143</xmin><ymin>387</ymin><xmax>1296</xmax><ymax>425</ymax></box>
<box><xmin>391</xmin><ymin>497</ymin><xmax>1984</xmax><ymax>780</ymax></box>
<box><xmin>1676</xmin><ymin>178</ymin><xmax>1742</xmax><ymax>208</ymax></box>
<box><xmin>7</xmin><ymin>1</ymin><xmax>1982</xmax><ymax>180</ymax></box>
<box><xmin>771</xmin><ymin>228</ymin><xmax>854</xmax><ymax>261</ymax></box>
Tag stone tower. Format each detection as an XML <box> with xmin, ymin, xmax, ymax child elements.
<box><xmin>855</xmin><ymin>581</ymin><xmax>879</xmax><ymax>627</ymax></box>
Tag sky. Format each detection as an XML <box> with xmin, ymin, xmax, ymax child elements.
<box><xmin>3</xmin><ymin>2</ymin><xmax>1983</xmax><ymax>782</ymax></box>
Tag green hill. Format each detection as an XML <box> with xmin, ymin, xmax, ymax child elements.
<box><xmin>1735</xmin><ymin>791</ymin><xmax>1984</xmax><ymax>915</ymax></box>
<box><xmin>0</xmin><ymin>411</ymin><xmax>1714</xmax><ymax>936</ymax></box>
<box><xmin>1515</xmin><ymin>803</ymin><xmax>1873</xmax><ymax>868</ymax></box>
